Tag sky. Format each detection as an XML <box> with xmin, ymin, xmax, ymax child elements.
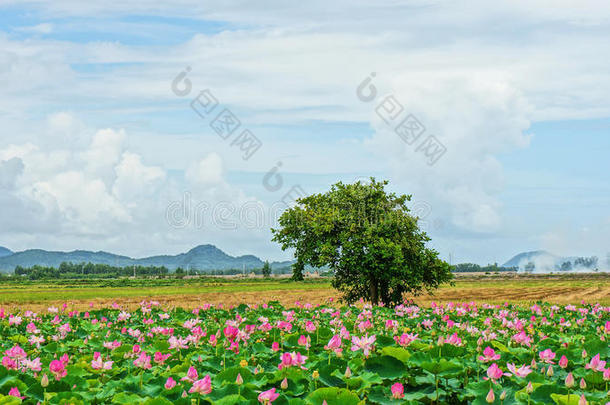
<box><xmin>0</xmin><ymin>0</ymin><xmax>609</xmax><ymax>265</ymax></box>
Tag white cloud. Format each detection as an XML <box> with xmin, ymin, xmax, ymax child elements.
<box><xmin>0</xmin><ymin>1</ymin><xmax>609</xmax><ymax>260</ymax></box>
<box><xmin>185</xmin><ymin>153</ymin><xmax>223</xmax><ymax>186</ymax></box>
<box><xmin>112</xmin><ymin>152</ymin><xmax>166</xmax><ymax>202</ymax></box>
<box><xmin>15</xmin><ymin>23</ymin><xmax>54</xmax><ymax>34</ymax></box>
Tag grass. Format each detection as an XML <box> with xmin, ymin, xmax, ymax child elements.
<box><xmin>0</xmin><ymin>279</ymin><xmax>331</xmax><ymax>303</ymax></box>
<box><xmin>0</xmin><ymin>273</ymin><xmax>609</xmax><ymax>308</ymax></box>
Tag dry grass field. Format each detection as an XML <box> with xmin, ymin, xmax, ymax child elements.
<box><xmin>1</xmin><ymin>273</ymin><xmax>609</xmax><ymax>311</ymax></box>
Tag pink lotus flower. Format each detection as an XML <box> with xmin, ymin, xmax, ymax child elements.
<box><xmin>181</xmin><ymin>366</ymin><xmax>199</xmax><ymax>383</ymax></box>
<box><xmin>154</xmin><ymin>352</ymin><xmax>171</xmax><ymax>365</ymax></box>
<box><xmin>539</xmin><ymin>349</ymin><xmax>556</xmax><ymax>364</ymax></box>
<box><xmin>8</xmin><ymin>387</ymin><xmax>24</xmax><ymax>399</ymax></box>
<box><xmin>91</xmin><ymin>352</ymin><xmax>113</xmax><ymax>370</ymax></box>
<box><xmin>512</xmin><ymin>331</ymin><xmax>532</xmax><ymax>347</ymax></box>
<box><xmin>5</xmin><ymin>345</ymin><xmax>27</xmax><ymax>360</ymax></box>
<box><xmin>485</xmin><ymin>363</ymin><xmax>510</xmax><ymax>382</ymax></box>
<box><xmin>324</xmin><ymin>335</ymin><xmax>342</xmax><ymax>354</ymax></box>
<box><xmin>585</xmin><ymin>354</ymin><xmax>606</xmax><ymax>372</ymax></box>
<box><xmin>165</xmin><ymin>377</ymin><xmax>177</xmax><ymax>390</ymax></box>
<box><xmin>478</xmin><ymin>347</ymin><xmax>501</xmax><ymax>362</ymax></box>
<box><xmin>258</xmin><ymin>388</ymin><xmax>280</xmax><ymax>403</ymax></box>
<box><xmin>271</xmin><ymin>342</ymin><xmax>280</xmax><ymax>352</ymax></box>
<box><xmin>24</xmin><ymin>357</ymin><xmax>42</xmax><ymax>372</ymax></box>
<box><xmin>133</xmin><ymin>352</ymin><xmax>151</xmax><ymax>369</ymax></box>
<box><xmin>391</xmin><ymin>383</ymin><xmax>404</xmax><ymax>399</ymax></box>
<box><xmin>507</xmin><ymin>363</ymin><xmax>532</xmax><ymax>378</ymax></box>
<box><xmin>444</xmin><ymin>332</ymin><xmax>462</xmax><ymax>346</ymax></box>
<box><xmin>305</xmin><ymin>321</ymin><xmax>316</xmax><ymax>333</ymax></box>
<box><xmin>189</xmin><ymin>375</ymin><xmax>212</xmax><ymax>395</ymax></box>
<box><xmin>49</xmin><ymin>359</ymin><xmax>67</xmax><ymax>380</ymax></box>
<box><xmin>298</xmin><ymin>335</ymin><xmax>311</xmax><ymax>349</ymax></box>
<box><xmin>394</xmin><ymin>333</ymin><xmax>418</xmax><ymax>347</ymax></box>
<box><xmin>278</xmin><ymin>352</ymin><xmax>308</xmax><ymax>370</ymax></box>
<box><xmin>351</xmin><ymin>334</ymin><xmax>376</xmax><ymax>357</ymax></box>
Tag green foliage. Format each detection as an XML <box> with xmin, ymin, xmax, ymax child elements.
<box><xmin>452</xmin><ymin>263</ymin><xmax>518</xmax><ymax>273</ymax></box>
<box><xmin>262</xmin><ymin>261</ymin><xmax>272</xmax><ymax>278</ymax></box>
<box><xmin>291</xmin><ymin>261</ymin><xmax>305</xmax><ymax>281</ymax></box>
<box><xmin>14</xmin><ymin>262</ymin><xmax>169</xmax><ymax>280</ymax></box>
<box><xmin>272</xmin><ymin>178</ymin><xmax>453</xmax><ymax>305</ymax></box>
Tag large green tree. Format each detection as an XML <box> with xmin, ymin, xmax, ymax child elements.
<box><xmin>272</xmin><ymin>179</ymin><xmax>452</xmax><ymax>306</ymax></box>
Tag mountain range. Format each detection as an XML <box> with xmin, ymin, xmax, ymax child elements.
<box><xmin>0</xmin><ymin>245</ymin><xmax>602</xmax><ymax>273</ymax></box>
<box><xmin>0</xmin><ymin>244</ymin><xmax>293</xmax><ymax>273</ymax></box>
<box><xmin>0</xmin><ymin>246</ymin><xmax>12</xmax><ymax>258</ymax></box>
<box><xmin>502</xmin><ymin>250</ymin><xmax>603</xmax><ymax>271</ymax></box>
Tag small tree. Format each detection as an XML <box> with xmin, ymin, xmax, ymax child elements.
<box><xmin>262</xmin><ymin>260</ymin><xmax>272</xmax><ymax>278</ymax></box>
<box><xmin>272</xmin><ymin>179</ymin><xmax>452</xmax><ymax>306</ymax></box>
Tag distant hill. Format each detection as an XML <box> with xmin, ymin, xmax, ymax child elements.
<box><xmin>503</xmin><ymin>250</ymin><xmax>601</xmax><ymax>272</ymax></box>
<box><xmin>502</xmin><ymin>250</ymin><xmax>560</xmax><ymax>268</ymax></box>
<box><xmin>0</xmin><ymin>247</ymin><xmax>12</xmax><ymax>258</ymax></box>
<box><xmin>0</xmin><ymin>244</ymin><xmax>294</xmax><ymax>273</ymax></box>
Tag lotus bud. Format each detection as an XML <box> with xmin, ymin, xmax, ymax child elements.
<box><xmin>578</xmin><ymin>394</ymin><xmax>587</xmax><ymax>405</ymax></box>
<box><xmin>526</xmin><ymin>381</ymin><xmax>534</xmax><ymax>394</ymax></box>
<box><xmin>582</xmin><ymin>349</ymin><xmax>587</xmax><ymax>359</ymax></box>
<box><xmin>312</xmin><ymin>370</ymin><xmax>319</xmax><ymax>379</ymax></box>
<box><xmin>565</xmin><ymin>372</ymin><xmax>575</xmax><ymax>388</ymax></box>
<box><xmin>486</xmin><ymin>388</ymin><xmax>495</xmax><ymax>404</ymax></box>
<box><xmin>559</xmin><ymin>355</ymin><xmax>568</xmax><ymax>369</ymax></box>
<box><xmin>541</xmin><ymin>366</ymin><xmax>546</xmax><ymax>375</ymax></box>
<box><xmin>546</xmin><ymin>365</ymin><xmax>554</xmax><ymax>377</ymax></box>
<box><xmin>530</xmin><ymin>358</ymin><xmax>537</xmax><ymax>370</ymax></box>
<box><xmin>500</xmin><ymin>390</ymin><xmax>506</xmax><ymax>400</ymax></box>
<box><xmin>579</xmin><ymin>378</ymin><xmax>586</xmax><ymax>389</ymax></box>
<box><xmin>344</xmin><ymin>367</ymin><xmax>352</xmax><ymax>378</ymax></box>
<box><xmin>41</xmin><ymin>374</ymin><xmax>49</xmax><ymax>387</ymax></box>
<box><xmin>281</xmin><ymin>378</ymin><xmax>288</xmax><ymax>390</ymax></box>
<box><xmin>236</xmin><ymin>373</ymin><xmax>243</xmax><ymax>385</ymax></box>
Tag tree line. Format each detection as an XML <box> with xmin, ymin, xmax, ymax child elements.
<box><xmin>12</xmin><ymin>260</ymin><xmax>287</xmax><ymax>280</ymax></box>
<box><xmin>451</xmin><ymin>263</ymin><xmax>518</xmax><ymax>273</ymax></box>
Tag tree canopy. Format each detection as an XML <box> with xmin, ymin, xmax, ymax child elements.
<box><xmin>272</xmin><ymin>179</ymin><xmax>452</xmax><ymax>306</ymax></box>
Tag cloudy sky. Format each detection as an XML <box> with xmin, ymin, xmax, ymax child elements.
<box><xmin>1</xmin><ymin>0</ymin><xmax>609</xmax><ymax>265</ymax></box>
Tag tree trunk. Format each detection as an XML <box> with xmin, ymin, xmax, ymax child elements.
<box><xmin>369</xmin><ymin>280</ymin><xmax>378</xmax><ymax>305</ymax></box>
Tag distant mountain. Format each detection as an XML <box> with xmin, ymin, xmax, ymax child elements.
<box><xmin>0</xmin><ymin>247</ymin><xmax>12</xmax><ymax>258</ymax></box>
<box><xmin>503</xmin><ymin>250</ymin><xmax>560</xmax><ymax>268</ymax></box>
<box><xmin>503</xmin><ymin>250</ymin><xmax>601</xmax><ymax>272</ymax></box>
<box><xmin>0</xmin><ymin>244</ymin><xmax>294</xmax><ymax>273</ymax></box>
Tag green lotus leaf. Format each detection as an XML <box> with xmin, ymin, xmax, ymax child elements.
<box><xmin>364</xmin><ymin>355</ymin><xmax>406</xmax><ymax>379</ymax></box>
<box><xmin>305</xmin><ymin>387</ymin><xmax>361</xmax><ymax>405</ymax></box>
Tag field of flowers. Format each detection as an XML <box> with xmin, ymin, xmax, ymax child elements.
<box><xmin>0</xmin><ymin>299</ymin><xmax>608</xmax><ymax>404</ymax></box>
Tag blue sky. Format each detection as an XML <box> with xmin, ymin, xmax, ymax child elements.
<box><xmin>0</xmin><ymin>1</ymin><xmax>609</xmax><ymax>266</ymax></box>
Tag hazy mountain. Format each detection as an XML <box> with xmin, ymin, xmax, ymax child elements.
<box><xmin>502</xmin><ymin>250</ymin><xmax>559</xmax><ymax>268</ymax></box>
<box><xmin>503</xmin><ymin>250</ymin><xmax>601</xmax><ymax>272</ymax></box>
<box><xmin>0</xmin><ymin>244</ymin><xmax>293</xmax><ymax>272</ymax></box>
<box><xmin>0</xmin><ymin>246</ymin><xmax>12</xmax><ymax>258</ymax></box>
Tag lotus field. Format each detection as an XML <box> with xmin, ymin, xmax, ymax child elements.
<box><xmin>0</xmin><ymin>300</ymin><xmax>609</xmax><ymax>405</ymax></box>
